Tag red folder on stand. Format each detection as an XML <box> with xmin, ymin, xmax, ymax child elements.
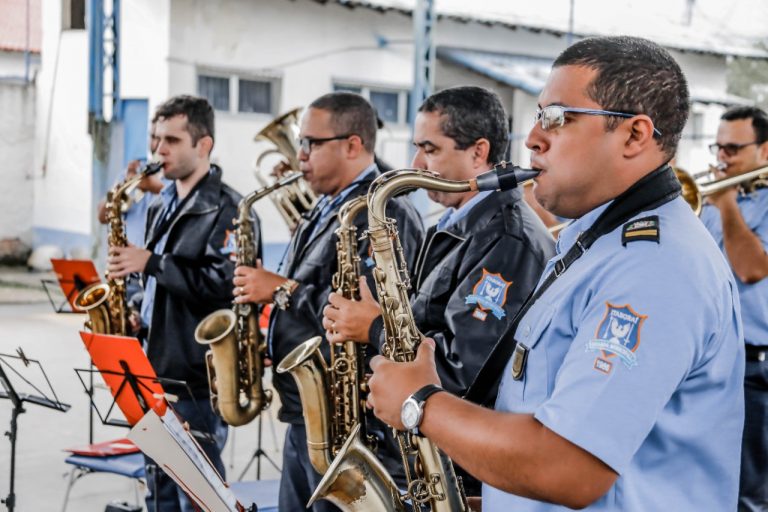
<box><xmin>79</xmin><ymin>331</ymin><xmax>166</xmax><ymax>425</ymax></box>
<box><xmin>51</xmin><ymin>259</ymin><xmax>101</xmax><ymax>310</ymax></box>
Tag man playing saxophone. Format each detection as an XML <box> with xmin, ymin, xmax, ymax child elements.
<box><xmin>233</xmin><ymin>92</ymin><xmax>424</xmax><ymax>512</ymax></box>
<box><xmin>365</xmin><ymin>36</ymin><xmax>744</xmax><ymax>511</ymax></box>
<box><xmin>108</xmin><ymin>95</ymin><xmax>252</xmax><ymax>512</ymax></box>
<box><xmin>701</xmin><ymin>106</ymin><xmax>768</xmax><ymax>511</ymax></box>
<box><xmin>322</xmin><ymin>86</ymin><xmax>555</xmax><ymax>495</ymax></box>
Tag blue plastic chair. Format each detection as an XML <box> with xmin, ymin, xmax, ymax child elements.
<box><xmin>61</xmin><ymin>451</ymin><xmax>145</xmax><ymax>512</ymax></box>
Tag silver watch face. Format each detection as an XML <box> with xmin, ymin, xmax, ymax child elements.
<box><xmin>401</xmin><ymin>397</ymin><xmax>421</xmax><ymax>430</ymax></box>
<box><xmin>273</xmin><ymin>289</ymin><xmax>289</xmax><ymax>309</ymax></box>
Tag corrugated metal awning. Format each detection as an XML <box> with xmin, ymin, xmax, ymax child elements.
<box><xmin>437</xmin><ymin>47</ymin><xmax>552</xmax><ymax>96</ymax></box>
<box><xmin>438</xmin><ymin>46</ymin><xmax>755</xmax><ymax>107</ymax></box>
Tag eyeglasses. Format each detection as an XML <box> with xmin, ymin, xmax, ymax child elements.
<box><xmin>708</xmin><ymin>141</ymin><xmax>759</xmax><ymax>157</ymax></box>
<box><xmin>534</xmin><ymin>105</ymin><xmax>663</xmax><ymax>137</ymax></box>
<box><xmin>299</xmin><ymin>134</ymin><xmax>356</xmax><ymax>155</ymax></box>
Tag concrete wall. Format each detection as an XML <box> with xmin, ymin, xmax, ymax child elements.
<box><xmin>31</xmin><ymin>0</ymin><xmax>736</xmax><ymax>254</ymax></box>
<box><xmin>0</xmin><ymin>82</ymin><xmax>35</xmax><ymax>246</ymax></box>
<box><xmin>32</xmin><ymin>1</ymin><xmax>92</xmax><ymax>254</ymax></box>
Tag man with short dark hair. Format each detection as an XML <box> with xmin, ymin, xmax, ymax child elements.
<box><xmin>702</xmin><ymin>105</ymin><xmax>768</xmax><ymax>511</ymax></box>
<box><xmin>108</xmin><ymin>94</ymin><xmax>251</xmax><ymax>511</ymax></box>
<box><xmin>366</xmin><ymin>36</ymin><xmax>744</xmax><ymax>511</ymax></box>
<box><xmin>321</xmin><ymin>86</ymin><xmax>555</xmax><ymax>494</ymax></box>
<box><xmin>233</xmin><ymin>91</ymin><xmax>424</xmax><ymax>511</ymax></box>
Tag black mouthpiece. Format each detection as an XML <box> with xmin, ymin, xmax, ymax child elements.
<box><xmin>475</xmin><ymin>162</ymin><xmax>540</xmax><ymax>192</ymax></box>
<box><xmin>143</xmin><ymin>162</ymin><xmax>163</xmax><ymax>175</ymax></box>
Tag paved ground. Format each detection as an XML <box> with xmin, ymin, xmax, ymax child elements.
<box><xmin>0</xmin><ymin>266</ymin><xmax>286</xmax><ymax>511</ymax></box>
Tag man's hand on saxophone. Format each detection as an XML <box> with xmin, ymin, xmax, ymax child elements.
<box><xmin>322</xmin><ymin>276</ymin><xmax>381</xmax><ymax>344</ymax></box>
<box><xmin>366</xmin><ymin>337</ymin><xmax>440</xmax><ymax>430</ymax></box>
<box><xmin>107</xmin><ymin>244</ymin><xmax>152</xmax><ymax>279</ymax></box>
<box><xmin>233</xmin><ymin>259</ymin><xmax>295</xmax><ymax>304</ymax></box>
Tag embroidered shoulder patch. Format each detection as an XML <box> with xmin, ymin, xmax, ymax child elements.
<box><xmin>465</xmin><ymin>269</ymin><xmax>512</xmax><ymax>321</ymax></box>
<box><xmin>621</xmin><ymin>215</ymin><xmax>660</xmax><ymax>246</ymax></box>
<box><xmin>585</xmin><ymin>302</ymin><xmax>647</xmax><ymax>371</ymax></box>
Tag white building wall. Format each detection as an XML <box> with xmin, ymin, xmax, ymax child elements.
<box><xmin>0</xmin><ymin>83</ymin><xmax>36</xmax><ymax>244</ymax></box>
<box><xmin>32</xmin><ymin>1</ymin><xmax>93</xmax><ymax>253</ymax></box>
<box><xmin>31</xmin><ymin>0</ymin><xmax>740</xmax><ymax>252</ymax></box>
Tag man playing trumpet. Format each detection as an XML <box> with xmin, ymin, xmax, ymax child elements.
<box><xmin>701</xmin><ymin>105</ymin><xmax>768</xmax><ymax>512</ymax></box>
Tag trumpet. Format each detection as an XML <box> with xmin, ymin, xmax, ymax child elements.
<box><xmin>675</xmin><ymin>164</ymin><xmax>768</xmax><ymax>215</ymax></box>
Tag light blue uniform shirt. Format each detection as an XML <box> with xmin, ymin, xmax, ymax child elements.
<box><xmin>484</xmin><ymin>196</ymin><xmax>745</xmax><ymax>511</ymax></box>
<box><xmin>701</xmin><ymin>187</ymin><xmax>768</xmax><ymax>346</ymax></box>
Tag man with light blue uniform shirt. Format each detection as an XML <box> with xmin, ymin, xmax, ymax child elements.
<box><xmin>701</xmin><ymin>105</ymin><xmax>768</xmax><ymax>512</ymax></box>
<box><xmin>364</xmin><ymin>36</ymin><xmax>745</xmax><ymax>511</ymax></box>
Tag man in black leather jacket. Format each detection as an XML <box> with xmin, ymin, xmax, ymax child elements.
<box><xmin>233</xmin><ymin>92</ymin><xmax>424</xmax><ymax>511</ymax></box>
<box><xmin>108</xmin><ymin>95</ymin><xmax>253</xmax><ymax>512</ymax></box>
<box><xmin>322</xmin><ymin>86</ymin><xmax>555</xmax><ymax>495</ymax></box>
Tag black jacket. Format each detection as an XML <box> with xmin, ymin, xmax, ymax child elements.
<box><xmin>269</xmin><ymin>169</ymin><xmax>425</xmax><ymax>424</ymax></box>
<box><xmin>143</xmin><ymin>166</ymin><xmax>259</xmax><ymax>398</ymax></box>
<box><xmin>369</xmin><ymin>187</ymin><xmax>555</xmax><ymax>397</ymax></box>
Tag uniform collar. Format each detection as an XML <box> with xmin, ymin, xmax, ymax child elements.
<box><xmin>556</xmin><ymin>201</ymin><xmax>611</xmax><ymax>255</ymax></box>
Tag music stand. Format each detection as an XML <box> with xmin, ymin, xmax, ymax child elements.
<box><xmin>43</xmin><ymin>259</ymin><xmax>100</xmax><ymax>313</ymax></box>
<box><xmin>237</xmin><ymin>411</ymin><xmax>281</xmax><ymax>481</ymax></box>
<box><xmin>0</xmin><ymin>349</ymin><xmax>70</xmax><ymax>512</ymax></box>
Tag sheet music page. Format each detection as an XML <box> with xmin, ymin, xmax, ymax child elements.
<box><xmin>128</xmin><ymin>408</ymin><xmax>240</xmax><ymax>512</ymax></box>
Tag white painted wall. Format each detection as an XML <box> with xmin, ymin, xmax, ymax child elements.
<box><xmin>31</xmin><ymin>0</ymin><xmax>739</xmax><ymax>251</ymax></box>
<box><xmin>32</xmin><ymin>0</ymin><xmax>93</xmax><ymax>251</ymax></box>
<box><xmin>0</xmin><ymin>83</ymin><xmax>35</xmax><ymax>243</ymax></box>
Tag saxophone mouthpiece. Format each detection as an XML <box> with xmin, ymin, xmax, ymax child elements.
<box><xmin>143</xmin><ymin>161</ymin><xmax>164</xmax><ymax>175</ymax></box>
<box><xmin>473</xmin><ymin>161</ymin><xmax>541</xmax><ymax>192</ymax></box>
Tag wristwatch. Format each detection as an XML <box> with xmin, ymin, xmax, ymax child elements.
<box><xmin>272</xmin><ymin>279</ymin><xmax>298</xmax><ymax>310</ymax></box>
<box><xmin>400</xmin><ymin>384</ymin><xmax>444</xmax><ymax>436</ymax></box>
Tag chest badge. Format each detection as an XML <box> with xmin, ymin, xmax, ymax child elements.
<box><xmin>586</xmin><ymin>302</ymin><xmax>647</xmax><ymax>370</ymax></box>
<box><xmin>465</xmin><ymin>268</ymin><xmax>512</xmax><ymax>321</ymax></box>
<box><xmin>511</xmin><ymin>343</ymin><xmax>529</xmax><ymax>381</ymax></box>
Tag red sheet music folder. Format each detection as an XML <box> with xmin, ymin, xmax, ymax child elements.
<box><xmin>51</xmin><ymin>259</ymin><xmax>101</xmax><ymax>309</ymax></box>
<box><xmin>79</xmin><ymin>331</ymin><xmax>166</xmax><ymax>425</ymax></box>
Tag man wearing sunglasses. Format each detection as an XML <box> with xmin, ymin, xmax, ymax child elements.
<box><xmin>232</xmin><ymin>92</ymin><xmax>424</xmax><ymax>511</ymax></box>
<box><xmin>701</xmin><ymin>106</ymin><xmax>768</xmax><ymax>512</ymax></box>
<box><xmin>365</xmin><ymin>36</ymin><xmax>744</xmax><ymax>511</ymax></box>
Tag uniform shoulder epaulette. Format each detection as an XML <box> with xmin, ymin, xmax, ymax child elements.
<box><xmin>621</xmin><ymin>215</ymin><xmax>660</xmax><ymax>246</ymax></box>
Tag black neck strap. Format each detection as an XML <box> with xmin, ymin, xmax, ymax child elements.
<box><xmin>464</xmin><ymin>164</ymin><xmax>681</xmax><ymax>406</ymax></box>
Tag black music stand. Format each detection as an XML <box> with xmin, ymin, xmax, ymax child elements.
<box><xmin>236</xmin><ymin>411</ymin><xmax>281</xmax><ymax>481</ymax></box>
<box><xmin>0</xmin><ymin>349</ymin><xmax>70</xmax><ymax>512</ymax></box>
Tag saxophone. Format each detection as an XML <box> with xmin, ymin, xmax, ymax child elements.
<box><xmin>278</xmin><ymin>195</ymin><xmax>404</xmax><ymax>510</ymax></box>
<box><xmin>361</xmin><ymin>164</ymin><xmax>538</xmax><ymax>511</ymax></box>
<box><xmin>194</xmin><ymin>172</ymin><xmax>303</xmax><ymax>426</ymax></box>
<box><xmin>74</xmin><ymin>162</ymin><xmax>163</xmax><ymax>334</ymax></box>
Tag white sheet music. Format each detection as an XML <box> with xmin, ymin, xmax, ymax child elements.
<box><xmin>128</xmin><ymin>406</ymin><xmax>240</xmax><ymax>512</ymax></box>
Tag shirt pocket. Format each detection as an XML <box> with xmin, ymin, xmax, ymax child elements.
<box><xmin>496</xmin><ymin>302</ymin><xmax>556</xmax><ymax>412</ymax></box>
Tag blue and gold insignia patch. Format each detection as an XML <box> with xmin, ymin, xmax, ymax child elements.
<box><xmin>221</xmin><ymin>229</ymin><xmax>237</xmax><ymax>256</ymax></box>
<box><xmin>586</xmin><ymin>302</ymin><xmax>647</xmax><ymax>370</ymax></box>
<box><xmin>621</xmin><ymin>215</ymin><xmax>660</xmax><ymax>246</ymax></box>
<box><xmin>465</xmin><ymin>269</ymin><xmax>512</xmax><ymax>321</ymax></box>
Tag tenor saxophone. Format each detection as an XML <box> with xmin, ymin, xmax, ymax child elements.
<box><xmin>274</xmin><ymin>197</ymin><xmax>378</xmax><ymax>460</ymax></box>
<box><xmin>74</xmin><ymin>162</ymin><xmax>163</xmax><ymax>334</ymax></box>
<box><xmin>362</xmin><ymin>164</ymin><xmax>538</xmax><ymax>511</ymax></box>
<box><xmin>194</xmin><ymin>172</ymin><xmax>303</xmax><ymax>426</ymax></box>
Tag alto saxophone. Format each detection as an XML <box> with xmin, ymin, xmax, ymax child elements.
<box><xmin>194</xmin><ymin>172</ymin><xmax>303</xmax><ymax>426</ymax></box>
<box><xmin>362</xmin><ymin>164</ymin><xmax>538</xmax><ymax>511</ymax></box>
<box><xmin>74</xmin><ymin>162</ymin><xmax>163</xmax><ymax>334</ymax></box>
